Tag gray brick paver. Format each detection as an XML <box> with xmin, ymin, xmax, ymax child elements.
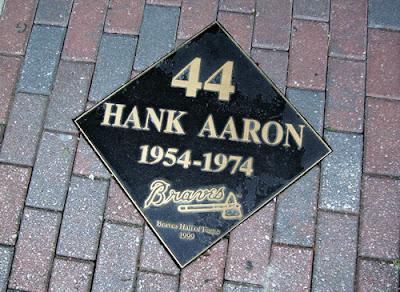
<box><xmin>0</xmin><ymin>245</ymin><xmax>13</xmax><ymax>291</ymax></box>
<box><xmin>56</xmin><ymin>176</ymin><xmax>108</xmax><ymax>260</ymax></box>
<box><xmin>35</xmin><ymin>0</ymin><xmax>73</xmax><ymax>26</ymax></box>
<box><xmin>89</xmin><ymin>34</ymin><xmax>137</xmax><ymax>102</ymax></box>
<box><xmin>17</xmin><ymin>25</ymin><xmax>66</xmax><ymax>95</ymax></box>
<box><xmin>26</xmin><ymin>131</ymin><xmax>77</xmax><ymax>211</ymax></box>
<box><xmin>133</xmin><ymin>5</ymin><xmax>180</xmax><ymax>71</ymax></box>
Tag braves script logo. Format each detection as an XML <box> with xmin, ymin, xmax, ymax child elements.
<box><xmin>144</xmin><ymin>179</ymin><xmax>243</xmax><ymax>220</ymax></box>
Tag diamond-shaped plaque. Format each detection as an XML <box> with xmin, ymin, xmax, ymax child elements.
<box><xmin>75</xmin><ymin>22</ymin><xmax>331</xmax><ymax>268</ymax></box>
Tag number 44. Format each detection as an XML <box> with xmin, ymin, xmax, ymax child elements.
<box><xmin>171</xmin><ymin>58</ymin><xmax>235</xmax><ymax>101</ymax></box>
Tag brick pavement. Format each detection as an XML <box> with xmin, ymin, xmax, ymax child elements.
<box><xmin>0</xmin><ymin>0</ymin><xmax>399</xmax><ymax>290</ymax></box>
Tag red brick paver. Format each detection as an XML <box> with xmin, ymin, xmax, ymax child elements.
<box><xmin>357</xmin><ymin>258</ymin><xmax>400</xmax><ymax>291</ymax></box>
<box><xmin>288</xmin><ymin>20</ymin><xmax>329</xmax><ymax>90</ymax></box>
<box><xmin>329</xmin><ymin>0</ymin><xmax>368</xmax><ymax>60</ymax></box>
<box><xmin>0</xmin><ymin>0</ymin><xmax>38</xmax><ymax>55</ymax></box>
<box><xmin>252</xmin><ymin>0</ymin><xmax>292</xmax><ymax>50</ymax></box>
<box><xmin>0</xmin><ymin>56</ymin><xmax>22</xmax><ymax>124</ymax></box>
<box><xmin>146</xmin><ymin>0</ymin><xmax>182</xmax><ymax>6</ymax></box>
<box><xmin>225</xmin><ymin>204</ymin><xmax>275</xmax><ymax>285</ymax></box>
<box><xmin>177</xmin><ymin>0</ymin><xmax>218</xmax><ymax>40</ymax></box>
<box><xmin>364</xmin><ymin>97</ymin><xmax>400</xmax><ymax>176</ymax></box>
<box><xmin>218</xmin><ymin>11</ymin><xmax>254</xmax><ymax>54</ymax></box>
<box><xmin>0</xmin><ymin>164</ymin><xmax>31</xmax><ymax>245</ymax></box>
<box><xmin>359</xmin><ymin>176</ymin><xmax>400</xmax><ymax>259</ymax></box>
<box><xmin>9</xmin><ymin>208</ymin><xmax>61</xmax><ymax>292</ymax></box>
<box><xmin>104</xmin><ymin>0</ymin><xmax>144</xmax><ymax>35</ymax></box>
<box><xmin>105</xmin><ymin>179</ymin><xmax>144</xmax><ymax>225</ymax></box>
<box><xmin>137</xmin><ymin>272</ymin><xmax>179</xmax><ymax>291</ymax></box>
<box><xmin>179</xmin><ymin>239</ymin><xmax>228</xmax><ymax>291</ymax></box>
<box><xmin>219</xmin><ymin>0</ymin><xmax>255</xmax><ymax>14</ymax></box>
<box><xmin>48</xmin><ymin>258</ymin><xmax>94</xmax><ymax>292</ymax></box>
<box><xmin>267</xmin><ymin>245</ymin><xmax>313</xmax><ymax>291</ymax></box>
<box><xmin>62</xmin><ymin>0</ymin><xmax>108</xmax><ymax>62</ymax></box>
<box><xmin>367</xmin><ymin>29</ymin><xmax>400</xmax><ymax>100</ymax></box>
<box><xmin>325</xmin><ymin>58</ymin><xmax>366</xmax><ymax>133</ymax></box>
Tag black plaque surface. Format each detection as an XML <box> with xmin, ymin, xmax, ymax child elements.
<box><xmin>75</xmin><ymin>22</ymin><xmax>331</xmax><ymax>268</ymax></box>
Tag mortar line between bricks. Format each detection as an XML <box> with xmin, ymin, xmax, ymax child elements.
<box><xmin>317</xmin><ymin>208</ymin><xmax>360</xmax><ymax>217</ymax></box>
<box><xmin>42</xmin><ymin>128</ymin><xmax>79</xmax><ymax>138</ymax></box>
<box><xmin>358</xmin><ymin>255</ymin><xmax>399</xmax><ymax>264</ymax></box>
<box><xmin>355</xmin><ymin>20</ymin><xmax>371</xmax><ymax>291</ymax></box>
<box><xmin>223</xmin><ymin>280</ymin><xmax>265</xmax><ymax>289</ymax></box>
<box><xmin>272</xmin><ymin>242</ymin><xmax>314</xmax><ymax>251</ymax></box>
<box><xmin>137</xmin><ymin>268</ymin><xmax>180</xmax><ymax>278</ymax></box>
<box><xmin>0</xmin><ymin>52</ymin><xmax>25</xmax><ymax>58</ymax></box>
<box><xmin>72</xmin><ymin>172</ymin><xmax>112</xmax><ymax>182</ymax></box>
<box><xmin>54</xmin><ymin>254</ymin><xmax>95</xmax><ymax>265</ymax></box>
<box><xmin>0</xmin><ymin>161</ymin><xmax>32</xmax><ymax>170</ymax></box>
<box><xmin>324</xmin><ymin>128</ymin><xmax>364</xmax><ymax>136</ymax></box>
<box><xmin>292</xmin><ymin>15</ymin><xmax>329</xmax><ymax>23</ymax></box>
<box><xmin>365</xmin><ymin>95</ymin><xmax>400</xmax><ymax>103</ymax></box>
<box><xmin>104</xmin><ymin>218</ymin><xmax>143</xmax><ymax>228</ymax></box>
<box><xmin>328</xmin><ymin>55</ymin><xmax>367</xmax><ymax>63</ymax></box>
<box><xmin>310</xmin><ymin>3</ymin><xmax>332</xmax><ymax>289</ymax></box>
<box><xmin>87</xmin><ymin>178</ymin><xmax>111</xmax><ymax>292</ymax></box>
<box><xmin>129</xmin><ymin>36</ymin><xmax>140</xmax><ymax>82</ymax></box>
<box><xmin>132</xmin><ymin>222</ymin><xmax>146</xmax><ymax>291</ymax></box>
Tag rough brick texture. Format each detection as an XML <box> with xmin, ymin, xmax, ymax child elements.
<box><xmin>0</xmin><ymin>56</ymin><xmax>22</xmax><ymax>124</ymax></box>
<box><xmin>288</xmin><ymin>20</ymin><xmax>329</xmax><ymax>90</ymax></box>
<box><xmin>359</xmin><ymin>176</ymin><xmax>400</xmax><ymax>260</ymax></box>
<box><xmin>8</xmin><ymin>208</ymin><xmax>61</xmax><ymax>292</ymax></box>
<box><xmin>92</xmin><ymin>222</ymin><xmax>142</xmax><ymax>291</ymax></box>
<box><xmin>251</xmin><ymin>48</ymin><xmax>288</xmax><ymax>93</ymax></box>
<box><xmin>0</xmin><ymin>0</ymin><xmax>37</xmax><ymax>55</ymax></box>
<box><xmin>293</xmin><ymin>0</ymin><xmax>330</xmax><ymax>22</ymax></box>
<box><xmin>0</xmin><ymin>93</ymin><xmax>47</xmax><ymax>166</ymax></box>
<box><xmin>312</xmin><ymin>212</ymin><xmax>358</xmax><ymax>291</ymax></box>
<box><xmin>329</xmin><ymin>0</ymin><xmax>367</xmax><ymax>60</ymax></box>
<box><xmin>286</xmin><ymin>88</ymin><xmax>325</xmax><ymax>135</ymax></box>
<box><xmin>364</xmin><ymin>98</ymin><xmax>400</xmax><ymax>176</ymax></box>
<box><xmin>35</xmin><ymin>0</ymin><xmax>73</xmax><ymax>26</ymax></box>
<box><xmin>140</xmin><ymin>225</ymin><xmax>179</xmax><ymax>275</ymax></box>
<box><xmin>146</xmin><ymin>0</ymin><xmax>182</xmax><ymax>6</ymax></box>
<box><xmin>225</xmin><ymin>204</ymin><xmax>274</xmax><ymax>285</ymax></box>
<box><xmin>134</xmin><ymin>5</ymin><xmax>180</xmax><ymax>71</ymax></box>
<box><xmin>274</xmin><ymin>167</ymin><xmax>319</xmax><ymax>247</ymax></box>
<box><xmin>223</xmin><ymin>282</ymin><xmax>264</xmax><ymax>292</ymax></box>
<box><xmin>368</xmin><ymin>0</ymin><xmax>400</xmax><ymax>30</ymax></box>
<box><xmin>219</xmin><ymin>0</ymin><xmax>255</xmax><ymax>13</ymax></box>
<box><xmin>62</xmin><ymin>0</ymin><xmax>108</xmax><ymax>62</ymax></box>
<box><xmin>73</xmin><ymin>137</ymin><xmax>111</xmax><ymax>179</ymax></box>
<box><xmin>0</xmin><ymin>246</ymin><xmax>13</xmax><ymax>292</ymax></box>
<box><xmin>88</xmin><ymin>34</ymin><xmax>137</xmax><ymax>102</ymax></box>
<box><xmin>0</xmin><ymin>165</ymin><xmax>31</xmax><ymax>245</ymax></box>
<box><xmin>137</xmin><ymin>272</ymin><xmax>179</xmax><ymax>291</ymax></box>
<box><xmin>179</xmin><ymin>239</ymin><xmax>228</xmax><ymax>291</ymax></box>
<box><xmin>26</xmin><ymin>132</ymin><xmax>77</xmax><ymax>211</ymax></box>
<box><xmin>320</xmin><ymin>132</ymin><xmax>363</xmax><ymax>213</ymax></box>
<box><xmin>252</xmin><ymin>0</ymin><xmax>292</xmax><ymax>50</ymax></box>
<box><xmin>266</xmin><ymin>245</ymin><xmax>313</xmax><ymax>291</ymax></box>
<box><xmin>105</xmin><ymin>179</ymin><xmax>144</xmax><ymax>225</ymax></box>
<box><xmin>105</xmin><ymin>0</ymin><xmax>144</xmax><ymax>35</ymax></box>
<box><xmin>17</xmin><ymin>25</ymin><xmax>65</xmax><ymax>95</ymax></box>
<box><xmin>357</xmin><ymin>258</ymin><xmax>400</xmax><ymax>291</ymax></box>
<box><xmin>57</xmin><ymin>176</ymin><xmax>108</xmax><ymax>260</ymax></box>
<box><xmin>218</xmin><ymin>11</ymin><xmax>253</xmax><ymax>54</ymax></box>
<box><xmin>177</xmin><ymin>0</ymin><xmax>218</xmax><ymax>40</ymax></box>
<box><xmin>49</xmin><ymin>258</ymin><xmax>94</xmax><ymax>292</ymax></box>
<box><xmin>45</xmin><ymin>60</ymin><xmax>93</xmax><ymax>134</ymax></box>
<box><xmin>367</xmin><ymin>29</ymin><xmax>400</xmax><ymax>100</ymax></box>
<box><xmin>325</xmin><ymin>58</ymin><xmax>365</xmax><ymax>133</ymax></box>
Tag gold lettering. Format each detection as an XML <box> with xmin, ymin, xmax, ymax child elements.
<box><xmin>100</xmin><ymin>103</ymin><xmax>125</xmax><ymax>127</ymax></box>
<box><xmin>241</xmin><ymin>118</ymin><xmax>261</xmax><ymax>144</ymax></box>
<box><xmin>164</xmin><ymin>109</ymin><xmax>187</xmax><ymax>135</ymax></box>
<box><xmin>121</xmin><ymin>105</ymin><xmax>142</xmax><ymax>129</ymax></box>
<box><xmin>218</xmin><ymin>116</ymin><xmax>239</xmax><ymax>141</ymax></box>
<box><xmin>144</xmin><ymin>180</ymin><xmax>170</xmax><ymax>208</ymax></box>
<box><xmin>198</xmin><ymin>114</ymin><xmax>218</xmax><ymax>139</ymax></box>
<box><xmin>143</xmin><ymin>108</ymin><xmax>165</xmax><ymax>132</ymax></box>
<box><xmin>283</xmin><ymin>124</ymin><xmax>305</xmax><ymax>148</ymax></box>
<box><xmin>261</xmin><ymin>121</ymin><xmax>284</xmax><ymax>146</ymax></box>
